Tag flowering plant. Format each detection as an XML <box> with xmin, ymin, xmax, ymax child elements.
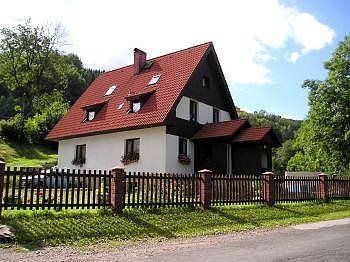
<box><xmin>121</xmin><ymin>152</ymin><xmax>139</xmax><ymax>165</ymax></box>
<box><xmin>178</xmin><ymin>154</ymin><xmax>191</xmax><ymax>165</ymax></box>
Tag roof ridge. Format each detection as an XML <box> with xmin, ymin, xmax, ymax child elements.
<box><xmin>100</xmin><ymin>42</ymin><xmax>212</xmax><ymax>75</ymax></box>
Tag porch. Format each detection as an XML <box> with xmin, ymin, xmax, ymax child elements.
<box><xmin>192</xmin><ymin>120</ymin><xmax>281</xmax><ymax>174</ymax></box>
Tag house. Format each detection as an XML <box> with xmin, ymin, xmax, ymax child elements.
<box><xmin>46</xmin><ymin>42</ymin><xmax>280</xmax><ymax>174</ymax></box>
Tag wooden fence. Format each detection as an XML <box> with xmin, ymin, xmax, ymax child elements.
<box><xmin>211</xmin><ymin>174</ymin><xmax>264</xmax><ymax>205</ymax></box>
<box><xmin>0</xmin><ymin>167</ymin><xmax>111</xmax><ymax>211</ymax></box>
<box><xmin>0</xmin><ymin>163</ymin><xmax>350</xmax><ymax>214</ymax></box>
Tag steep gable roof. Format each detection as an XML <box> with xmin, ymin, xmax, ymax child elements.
<box><xmin>46</xmin><ymin>43</ymin><xmax>212</xmax><ymax>141</ymax></box>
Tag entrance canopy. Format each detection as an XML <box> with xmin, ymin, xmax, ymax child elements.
<box><xmin>192</xmin><ymin>120</ymin><xmax>281</xmax><ymax>147</ymax></box>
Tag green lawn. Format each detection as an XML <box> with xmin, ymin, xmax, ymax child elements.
<box><xmin>0</xmin><ymin>138</ymin><xmax>57</xmax><ymax>167</ymax></box>
<box><xmin>1</xmin><ymin>200</ymin><xmax>350</xmax><ymax>249</ymax></box>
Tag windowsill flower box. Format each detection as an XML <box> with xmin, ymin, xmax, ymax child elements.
<box><xmin>71</xmin><ymin>158</ymin><xmax>85</xmax><ymax>167</ymax></box>
<box><xmin>121</xmin><ymin>153</ymin><xmax>139</xmax><ymax>165</ymax></box>
<box><xmin>178</xmin><ymin>154</ymin><xmax>191</xmax><ymax>165</ymax></box>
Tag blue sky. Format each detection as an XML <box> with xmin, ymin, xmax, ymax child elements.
<box><xmin>1</xmin><ymin>0</ymin><xmax>349</xmax><ymax>120</ymax></box>
<box><xmin>232</xmin><ymin>0</ymin><xmax>350</xmax><ymax>119</ymax></box>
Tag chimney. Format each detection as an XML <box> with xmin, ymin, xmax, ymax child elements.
<box><xmin>133</xmin><ymin>48</ymin><xmax>146</xmax><ymax>75</ymax></box>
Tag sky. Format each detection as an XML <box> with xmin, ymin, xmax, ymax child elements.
<box><xmin>0</xmin><ymin>0</ymin><xmax>349</xmax><ymax>120</ymax></box>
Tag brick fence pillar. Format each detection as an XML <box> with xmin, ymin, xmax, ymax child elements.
<box><xmin>110</xmin><ymin>167</ymin><xmax>126</xmax><ymax>214</ymax></box>
<box><xmin>0</xmin><ymin>161</ymin><xmax>5</xmax><ymax>217</ymax></box>
<box><xmin>263</xmin><ymin>171</ymin><xmax>275</xmax><ymax>206</ymax></box>
<box><xmin>318</xmin><ymin>173</ymin><xmax>329</xmax><ymax>202</ymax></box>
<box><xmin>199</xmin><ymin>169</ymin><xmax>212</xmax><ymax>210</ymax></box>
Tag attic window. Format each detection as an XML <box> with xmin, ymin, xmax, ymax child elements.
<box><xmin>202</xmin><ymin>76</ymin><xmax>210</xmax><ymax>88</ymax></box>
<box><xmin>148</xmin><ymin>74</ymin><xmax>161</xmax><ymax>85</ymax></box>
<box><xmin>88</xmin><ymin>111</ymin><xmax>95</xmax><ymax>121</ymax></box>
<box><xmin>132</xmin><ymin>101</ymin><xmax>141</xmax><ymax>113</ymax></box>
<box><xmin>105</xmin><ymin>85</ymin><xmax>117</xmax><ymax>96</ymax></box>
<box><xmin>83</xmin><ymin>103</ymin><xmax>105</xmax><ymax>122</ymax></box>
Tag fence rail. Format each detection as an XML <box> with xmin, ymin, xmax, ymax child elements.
<box><xmin>0</xmin><ymin>163</ymin><xmax>350</xmax><ymax>214</ymax></box>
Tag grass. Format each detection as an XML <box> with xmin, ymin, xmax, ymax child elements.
<box><xmin>1</xmin><ymin>200</ymin><xmax>350</xmax><ymax>250</ymax></box>
<box><xmin>0</xmin><ymin>137</ymin><xmax>57</xmax><ymax>167</ymax></box>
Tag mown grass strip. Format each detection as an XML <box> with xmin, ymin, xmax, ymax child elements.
<box><xmin>1</xmin><ymin>200</ymin><xmax>350</xmax><ymax>249</ymax></box>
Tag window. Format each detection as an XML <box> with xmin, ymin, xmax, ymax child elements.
<box><xmin>148</xmin><ymin>74</ymin><xmax>161</xmax><ymax>85</ymax></box>
<box><xmin>104</xmin><ymin>85</ymin><xmax>117</xmax><ymax>96</ymax></box>
<box><xmin>190</xmin><ymin>100</ymin><xmax>198</xmax><ymax>122</ymax></box>
<box><xmin>87</xmin><ymin>110</ymin><xmax>95</xmax><ymax>121</ymax></box>
<box><xmin>84</xmin><ymin>103</ymin><xmax>105</xmax><ymax>122</ymax></box>
<box><xmin>74</xmin><ymin>144</ymin><xmax>86</xmax><ymax>164</ymax></box>
<box><xmin>202</xmin><ymin>76</ymin><xmax>210</xmax><ymax>88</ymax></box>
<box><xmin>178</xmin><ymin>138</ymin><xmax>187</xmax><ymax>156</ymax></box>
<box><xmin>125</xmin><ymin>138</ymin><xmax>140</xmax><ymax>155</ymax></box>
<box><xmin>132</xmin><ymin>101</ymin><xmax>141</xmax><ymax>112</ymax></box>
<box><xmin>213</xmin><ymin>108</ymin><xmax>220</xmax><ymax>123</ymax></box>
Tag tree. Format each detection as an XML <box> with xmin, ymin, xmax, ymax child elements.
<box><xmin>0</xmin><ymin>20</ymin><xmax>67</xmax><ymax>120</ymax></box>
<box><xmin>288</xmin><ymin>36</ymin><xmax>350</xmax><ymax>174</ymax></box>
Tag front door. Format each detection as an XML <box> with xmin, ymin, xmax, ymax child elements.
<box><xmin>194</xmin><ymin>142</ymin><xmax>213</xmax><ymax>172</ymax></box>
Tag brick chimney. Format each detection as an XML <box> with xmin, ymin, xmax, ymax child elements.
<box><xmin>134</xmin><ymin>48</ymin><xmax>146</xmax><ymax>75</ymax></box>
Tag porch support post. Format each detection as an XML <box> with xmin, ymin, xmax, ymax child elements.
<box><xmin>263</xmin><ymin>171</ymin><xmax>275</xmax><ymax>206</ymax></box>
<box><xmin>199</xmin><ymin>169</ymin><xmax>212</xmax><ymax>210</ymax></box>
<box><xmin>110</xmin><ymin>167</ymin><xmax>126</xmax><ymax>214</ymax></box>
<box><xmin>318</xmin><ymin>173</ymin><xmax>329</xmax><ymax>202</ymax></box>
<box><xmin>0</xmin><ymin>161</ymin><xmax>5</xmax><ymax>217</ymax></box>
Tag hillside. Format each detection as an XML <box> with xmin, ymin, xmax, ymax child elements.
<box><xmin>0</xmin><ymin>138</ymin><xmax>57</xmax><ymax>167</ymax></box>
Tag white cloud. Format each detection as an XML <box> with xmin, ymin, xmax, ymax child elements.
<box><xmin>0</xmin><ymin>0</ymin><xmax>335</xmax><ymax>85</ymax></box>
<box><xmin>288</xmin><ymin>52</ymin><xmax>300</xmax><ymax>63</ymax></box>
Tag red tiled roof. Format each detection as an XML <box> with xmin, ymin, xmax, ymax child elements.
<box><xmin>46</xmin><ymin>42</ymin><xmax>211</xmax><ymax>141</ymax></box>
<box><xmin>192</xmin><ymin>123</ymin><xmax>281</xmax><ymax>146</ymax></box>
<box><xmin>192</xmin><ymin>120</ymin><xmax>248</xmax><ymax>140</ymax></box>
<box><xmin>232</xmin><ymin>126</ymin><xmax>278</xmax><ymax>145</ymax></box>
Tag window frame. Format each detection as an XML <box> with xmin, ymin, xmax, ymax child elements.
<box><xmin>213</xmin><ymin>108</ymin><xmax>220</xmax><ymax>123</ymax></box>
<box><xmin>125</xmin><ymin>138</ymin><xmax>140</xmax><ymax>155</ymax></box>
<box><xmin>75</xmin><ymin>144</ymin><xmax>86</xmax><ymax>164</ymax></box>
<box><xmin>178</xmin><ymin>137</ymin><xmax>187</xmax><ymax>156</ymax></box>
<box><xmin>189</xmin><ymin>100</ymin><xmax>198</xmax><ymax>122</ymax></box>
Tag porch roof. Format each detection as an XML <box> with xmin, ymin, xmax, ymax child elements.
<box><xmin>192</xmin><ymin>120</ymin><xmax>281</xmax><ymax>147</ymax></box>
<box><xmin>192</xmin><ymin>120</ymin><xmax>248</xmax><ymax>140</ymax></box>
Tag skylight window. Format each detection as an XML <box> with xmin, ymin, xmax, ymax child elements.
<box><xmin>105</xmin><ymin>85</ymin><xmax>117</xmax><ymax>96</ymax></box>
<box><xmin>117</xmin><ymin>102</ymin><xmax>124</xmax><ymax>110</ymax></box>
<box><xmin>148</xmin><ymin>74</ymin><xmax>161</xmax><ymax>85</ymax></box>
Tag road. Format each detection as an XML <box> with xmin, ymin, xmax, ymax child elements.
<box><xmin>1</xmin><ymin>218</ymin><xmax>350</xmax><ymax>261</ymax></box>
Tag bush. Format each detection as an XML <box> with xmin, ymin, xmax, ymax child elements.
<box><xmin>0</xmin><ymin>114</ymin><xmax>26</xmax><ymax>142</ymax></box>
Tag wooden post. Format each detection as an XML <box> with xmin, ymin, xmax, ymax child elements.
<box><xmin>318</xmin><ymin>173</ymin><xmax>329</xmax><ymax>202</ymax></box>
<box><xmin>263</xmin><ymin>171</ymin><xmax>275</xmax><ymax>206</ymax></box>
<box><xmin>0</xmin><ymin>161</ymin><xmax>5</xmax><ymax>217</ymax></box>
<box><xmin>199</xmin><ymin>169</ymin><xmax>212</xmax><ymax>210</ymax></box>
<box><xmin>110</xmin><ymin>167</ymin><xmax>126</xmax><ymax>214</ymax></box>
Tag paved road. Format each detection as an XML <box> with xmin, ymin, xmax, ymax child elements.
<box><xmin>1</xmin><ymin>218</ymin><xmax>350</xmax><ymax>261</ymax></box>
<box><xmin>138</xmin><ymin>219</ymin><xmax>350</xmax><ymax>262</ymax></box>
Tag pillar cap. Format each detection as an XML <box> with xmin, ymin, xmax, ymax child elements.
<box><xmin>262</xmin><ymin>171</ymin><xmax>274</xmax><ymax>175</ymax></box>
<box><xmin>0</xmin><ymin>160</ymin><xmax>5</xmax><ymax>165</ymax></box>
<box><xmin>111</xmin><ymin>166</ymin><xmax>125</xmax><ymax>170</ymax></box>
<box><xmin>198</xmin><ymin>169</ymin><xmax>212</xmax><ymax>174</ymax></box>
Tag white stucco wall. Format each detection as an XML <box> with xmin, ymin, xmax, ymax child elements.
<box><xmin>165</xmin><ymin>134</ymin><xmax>194</xmax><ymax>174</ymax></box>
<box><xmin>58</xmin><ymin>126</ymin><xmax>167</xmax><ymax>173</ymax></box>
<box><xmin>175</xmin><ymin>96</ymin><xmax>231</xmax><ymax>124</ymax></box>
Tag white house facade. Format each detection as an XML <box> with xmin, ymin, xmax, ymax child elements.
<box><xmin>47</xmin><ymin>43</ymin><xmax>280</xmax><ymax>175</ymax></box>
